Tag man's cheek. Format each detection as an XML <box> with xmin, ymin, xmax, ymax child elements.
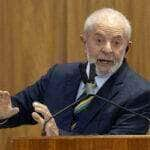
<box><xmin>87</xmin><ymin>48</ymin><xmax>98</xmax><ymax>56</ymax></box>
<box><xmin>85</xmin><ymin>48</ymin><xmax>93</xmax><ymax>56</ymax></box>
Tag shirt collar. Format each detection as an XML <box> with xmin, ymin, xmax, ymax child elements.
<box><xmin>86</xmin><ymin>62</ymin><xmax>112</xmax><ymax>89</ymax></box>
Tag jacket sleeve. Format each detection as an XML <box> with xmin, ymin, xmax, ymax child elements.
<box><xmin>0</xmin><ymin>65</ymin><xmax>57</xmax><ymax>128</ymax></box>
<box><xmin>108</xmin><ymin>91</ymin><xmax>150</xmax><ymax>134</ymax></box>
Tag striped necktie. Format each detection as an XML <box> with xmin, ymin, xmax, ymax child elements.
<box><xmin>74</xmin><ymin>94</ymin><xmax>94</xmax><ymax>114</ymax></box>
<box><xmin>71</xmin><ymin>63</ymin><xmax>97</xmax><ymax>130</ymax></box>
<box><xmin>71</xmin><ymin>83</ymin><xmax>96</xmax><ymax>130</ymax></box>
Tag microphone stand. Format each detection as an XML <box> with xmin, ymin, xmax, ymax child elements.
<box><xmin>89</xmin><ymin>93</ymin><xmax>150</xmax><ymax>122</ymax></box>
<box><xmin>41</xmin><ymin>62</ymin><xmax>150</xmax><ymax>136</ymax></box>
<box><xmin>41</xmin><ymin>94</ymin><xmax>92</xmax><ymax>136</ymax></box>
<box><xmin>41</xmin><ymin>92</ymin><xmax>150</xmax><ymax>136</ymax></box>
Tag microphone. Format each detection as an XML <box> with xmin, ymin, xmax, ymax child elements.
<box><xmin>79</xmin><ymin>62</ymin><xmax>97</xmax><ymax>95</ymax></box>
<box><xmin>41</xmin><ymin>62</ymin><xmax>150</xmax><ymax>136</ymax></box>
<box><xmin>42</xmin><ymin>93</ymin><xmax>150</xmax><ymax>136</ymax></box>
<box><xmin>89</xmin><ymin>93</ymin><xmax>150</xmax><ymax>122</ymax></box>
<box><xmin>84</xmin><ymin>63</ymin><xmax>150</xmax><ymax>122</ymax></box>
<box><xmin>41</xmin><ymin>62</ymin><xmax>96</xmax><ymax>136</ymax></box>
<box><xmin>41</xmin><ymin>91</ymin><xmax>91</xmax><ymax>136</ymax></box>
<box><xmin>78</xmin><ymin>62</ymin><xmax>150</xmax><ymax>124</ymax></box>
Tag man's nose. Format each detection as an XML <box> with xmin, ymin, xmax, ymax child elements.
<box><xmin>101</xmin><ymin>42</ymin><xmax>113</xmax><ymax>53</ymax></box>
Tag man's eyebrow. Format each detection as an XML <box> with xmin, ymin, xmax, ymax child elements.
<box><xmin>94</xmin><ymin>33</ymin><xmax>104</xmax><ymax>36</ymax></box>
<box><xmin>94</xmin><ymin>32</ymin><xmax>124</xmax><ymax>40</ymax></box>
<box><xmin>113</xmin><ymin>35</ymin><xmax>123</xmax><ymax>38</ymax></box>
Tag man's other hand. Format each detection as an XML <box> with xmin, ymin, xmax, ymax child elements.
<box><xmin>32</xmin><ymin>102</ymin><xmax>59</xmax><ymax>136</ymax></box>
<box><xmin>0</xmin><ymin>91</ymin><xmax>19</xmax><ymax>119</ymax></box>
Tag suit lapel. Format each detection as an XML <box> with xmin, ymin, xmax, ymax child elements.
<box><xmin>55</xmin><ymin>63</ymin><xmax>82</xmax><ymax>132</ymax></box>
<box><xmin>72</xmin><ymin>61</ymin><xmax>128</xmax><ymax>133</ymax></box>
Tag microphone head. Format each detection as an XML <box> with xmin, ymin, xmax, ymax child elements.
<box><xmin>79</xmin><ymin>62</ymin><xmax>97</xmax><ymax>95</ymax></box>
<box><xmin>85</xmin><ymin>82</ymin><xmax>97</xmax><ymax>95</ymax></box>
<box><xmin>89</xmin><ymin>63</ymin><xmax>96</xmax><ymax>84</ymax></box>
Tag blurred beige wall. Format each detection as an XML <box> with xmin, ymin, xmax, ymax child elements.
<box><xmin>0</xmin><ymin>0</ymin><xmax>150</xmax><ymax>149</ymax></box>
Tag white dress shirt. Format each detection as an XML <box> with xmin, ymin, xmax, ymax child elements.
<box><xmin>76</xmin><ymin>63</ymin><xmax>112</xmax><ymax>99</ymax></box>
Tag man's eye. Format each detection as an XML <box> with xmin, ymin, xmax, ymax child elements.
<box><xmin>97</xmin><ymin>38</ymin><xmax>103</xmax><ymax>43</ymax></box>
<box><xmin>112</xmin><ymin>40</ymin><xmax>122</xmax><ymax>46</ymax></box>
<box><xmin>97</xmin><ymin>39</ymin><xmax>101</xmax><ymax>42</ymax></box>
<box><xmin>114</xmin><ymin>41</ymin><xmax>120</xmax><ymax>45</ymax></box>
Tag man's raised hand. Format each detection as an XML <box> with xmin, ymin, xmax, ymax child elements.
<box><xmin>0</xmin><ymin>91</ymin><xmax>19</xmax><ymax>119</ymax></box>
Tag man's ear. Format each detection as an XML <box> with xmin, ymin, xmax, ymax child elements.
<box><xmin>80</xmin><ymin>33</ymin><xmax>86</xmax><ymax>44</ymax></box>
<box><xmin>125</xmin><ymin>41</ymin><xmax>132</xmax><ymax>56</ymax></box>
<box><xmin>80</xmin><ymin>33</ymin><xmax>88</xmax><ymax>54</ymax></box>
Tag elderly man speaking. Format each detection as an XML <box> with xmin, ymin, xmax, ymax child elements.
<box><xmin>0</xmin><ymin>8</ymin><xmax>150</xmax><ymax>135</ymax></box>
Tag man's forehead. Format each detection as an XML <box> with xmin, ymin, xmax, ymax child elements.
<box><xmin>92</xmin><ymin>23</ymin><xmax>126</xmax><ymax>37</ymax></box>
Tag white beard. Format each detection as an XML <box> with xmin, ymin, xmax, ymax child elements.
<box><xmin>87</xmin><ymin>51</ymin><xmax>126</xmax><ymax>77</ymax></box>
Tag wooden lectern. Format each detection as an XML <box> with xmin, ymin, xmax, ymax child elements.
<box><xmin>7</xmin><ymin>135</ymin><xmax>150</xmax><ymax>150</ymax></box>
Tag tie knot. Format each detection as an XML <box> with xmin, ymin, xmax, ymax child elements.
<box><xmin>85</xmin><ymin>82</ymin><xmax>97</xmax><ymax>95</ymax></box>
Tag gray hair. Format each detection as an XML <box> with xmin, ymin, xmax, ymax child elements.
<box><xmin>84</xmin><ymin>8</ymin><xmax>132</xmax><ymax>40</ymax></box>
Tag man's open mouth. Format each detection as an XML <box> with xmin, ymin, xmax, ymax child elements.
<box><xmin>97</xmin><ymin>59</ymin><xmax>114</xmax><ymax>64</ymax></box>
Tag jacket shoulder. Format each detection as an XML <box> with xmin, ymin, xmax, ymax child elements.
<box><xmin>123</xmin><ymin>65</ymin><xmax>150</xmax><ymax>96</ymax></box>
<box><xmin>45</xmin><ymin>62</ymin><xmax>81</xmax><ymax>80</ymax></box>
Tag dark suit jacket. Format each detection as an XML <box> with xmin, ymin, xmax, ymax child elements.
<box><xmin>1</xmin><ymin>60</ymin><xmax>150</xmax><ymax>135</ymax></box>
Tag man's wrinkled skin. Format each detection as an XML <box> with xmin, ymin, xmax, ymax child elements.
<box><xmin>81</xmin><ymin>24</ymin><xmax>131</xmax><ymax>76</ymax></box>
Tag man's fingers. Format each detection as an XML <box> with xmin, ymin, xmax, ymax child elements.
<box><xmin>0</xmin><ymin>90</ymin><xmax>19</xmax><ymax>119</ymax></box>
<box><xmin>32</xmin><ymin>102</ymin><xmax>59</xmax><ymax>136</ymax></box>
<box><xmin>0</xmin><ymin>91</ymin><xmax>11</xmax><ymax>105</ymax></box>
<box><xmin>34</xmin><ymin>107</ymin><xmax>50</xmax><ymax>120</ymax></box>
<box><xmin>3</xmin><ymin>91</ymin><xmax>11</xmax><ymax>100</ymax></box>
<box><xmin>10</xmin><ymin>107</ymin><xmax>20</xmax><ymax>116</ymax></box>
<box><xmin>46</xmin><ymin>120</ymin><xmax>59</xmax><ymax>136</ymax></box>
<box><xmin>33</xmin><ymin>102</ymin><xmax>49</xmax><ymax>115</ymax></box>
<box><xmin>0</xmin><ymin>91</ymin><xmax>5</xmax><ymax>100</ymax></box>
<box><xmin>0</xmin><ymin>91</ymin><xmax>10</xmax><ymax>97</ymax></box>
<box><xmin>32</xmin><ymin>112</ymin><xmax>44</xmax><ymax>127</ymax></box>
<box><xmin>33</xmin><ymin>102</ymin><xmax>47</xmax><ymax>110</ymax></box>
<box><xmin>33</xmin><ymin>102</ymin><xmax>51</xmax><ymax>120</ymax></box>
<box><xmin>0</xmin><ymin>107</ymin><xmax>19</xmax><ymax>119</ymax></box>
<box><xmin>11</xmin><ymin>107</ymin><xmax>19</xmax><ymax>115</ymax></box>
